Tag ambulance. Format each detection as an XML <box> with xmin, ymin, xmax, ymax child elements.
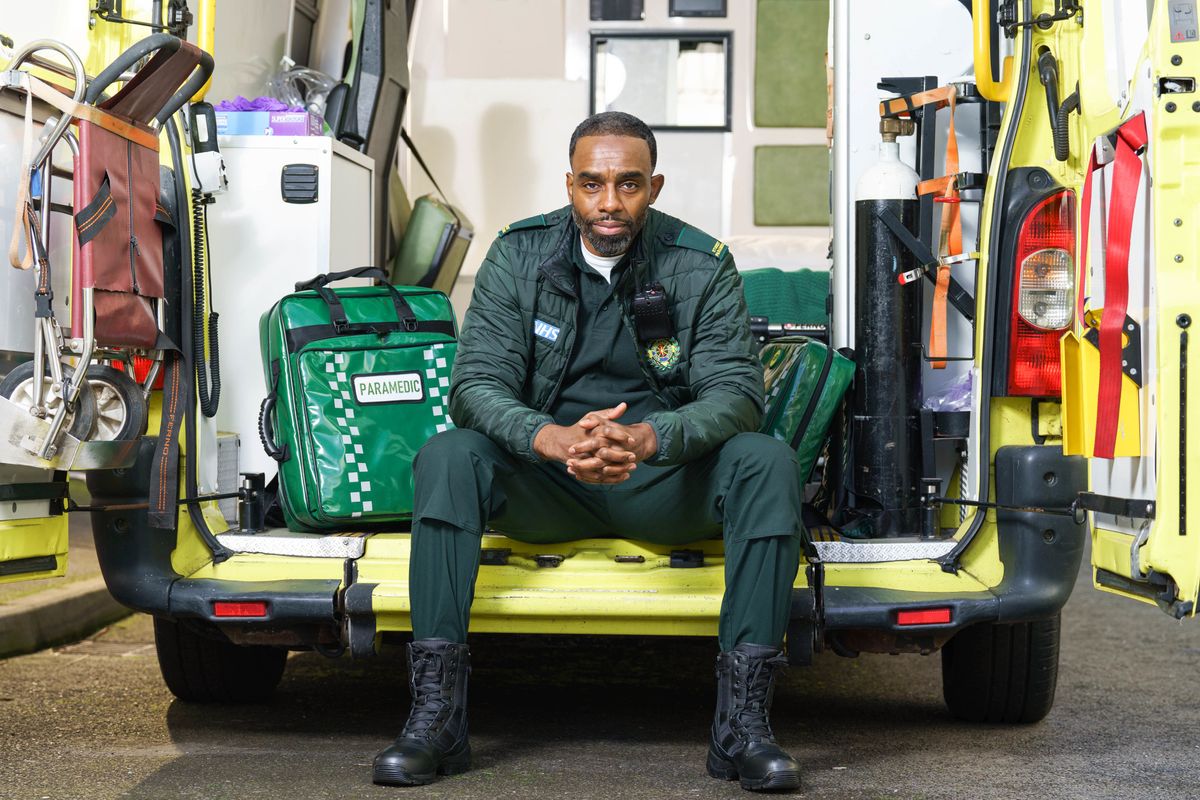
<box><xmin>0</xmin><ymin>0</ymin><xmax>1192</xmax><ymax>725</ymax></box>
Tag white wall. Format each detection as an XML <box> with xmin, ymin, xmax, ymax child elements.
<box><xmin>207</xmin><ymin>0</ymin><xmax>294</xmax><ymax>102</ymax></box>
<box><xmin>404</xmin><ymin>0</ymin><xmax>829</xmax><ymax>312</ymax></box>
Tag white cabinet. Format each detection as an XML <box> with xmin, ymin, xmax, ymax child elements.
<box><xmin>206</xmin><ymin>135</ymin><xmax>375</xmax><ymax>482</ymax></box>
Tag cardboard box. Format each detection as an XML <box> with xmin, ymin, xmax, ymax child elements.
<box><xmin>214</xmin><ymin>110</ymin><xmax>323</xmax><ymax>136</ymax></box>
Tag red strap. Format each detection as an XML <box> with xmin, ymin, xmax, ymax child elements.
<box><xmin>1092</xmin><ymin>113</ymin><xmax>1148</xmax><ymax>458</ymax></box>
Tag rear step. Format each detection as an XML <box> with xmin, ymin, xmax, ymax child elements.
<box><xmin>216</xmin><ymin>529</ymin><xmax>957</xmax><ymax>564</ymax></box>
<box><xmin>218</xmin><ymin>531</ymin><xmax>369</xmax><ymax>558</ymax></box>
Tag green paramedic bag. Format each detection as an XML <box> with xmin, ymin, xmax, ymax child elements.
<box><xmin>758</xmin><ymin>336</ymin><xmax>855</xmax><ymax>482</ymax></box>
<box><xmin>258</xmin><ymin>267</ymin><xmax>458</xmax><ymax>531</ymax></box>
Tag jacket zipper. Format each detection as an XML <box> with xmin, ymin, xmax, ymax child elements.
<box><xmin>126</xmin><ymin>141</ymin><xmax>140</xmax><ymax>294</ymax></box>
<box><xmin>620</xmin><ymin>258</ymin><xmax>670</xmax><ymax>405</ymax></box>
<box><xmin>540</xmin><ymin>293</ymin><xmax>579</xmax><ymax>412</ymax></box>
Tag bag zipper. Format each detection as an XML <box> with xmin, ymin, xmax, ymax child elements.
<box><xmin>126</xmin><ymin>141</ymin><xmax>140</xmax><ymax>294</ymax></box>
<box><xmin>297</xmin><ymin>338</ymin><xmax>457</xmax><ymax>357</ymax></box>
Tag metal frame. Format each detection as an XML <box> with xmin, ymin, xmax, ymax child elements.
<box><xmin>588</xmin><ymin>30</ymin><xmax>734</xmax><ymax>132</ymax></box>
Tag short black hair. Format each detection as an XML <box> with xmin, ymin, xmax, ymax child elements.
<box><xmin>569</xmin><ymin>111</ymin><xmax>658</xmax><ymax>171</ymax></box>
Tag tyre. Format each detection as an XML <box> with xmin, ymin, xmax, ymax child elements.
<box><xmin>941</xmin><ymin>614</ymin><xmax>1061</xmax><ymax>724</ymax></box>
<box><xmin>85</xmin><ymin>364</ymin><xmax>149</xmax><ymax>441</ymax></box>
<box><xmin>153</xmin><ymin>617</ymin><xmax>288</xmax><ymax>703</ymax></box>
<box><xmin>0</xmin><ymin>360</ymin><xmax>97</xmax><ymax>441</ymax></box>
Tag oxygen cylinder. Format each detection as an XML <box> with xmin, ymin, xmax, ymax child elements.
<box><xmin>850</xmin><ymin>118</ymin><xmax>923</xmax><ymax>537</ymax></box>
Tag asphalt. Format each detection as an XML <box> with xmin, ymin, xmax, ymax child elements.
<box><xmin>0</xmin><ymin>534</ymin><xmax>1198</xmax><ymax>800</ymax></box>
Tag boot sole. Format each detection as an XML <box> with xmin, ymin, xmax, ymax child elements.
<box><xmin>373</xmin><ymin>750</ymin><xmax>471</xmax><ymax>786</ymax></box>
<box><xmin>707</xmin><ymin>749</ymin><xmax>801</xmax><ymax>792</ymax></box>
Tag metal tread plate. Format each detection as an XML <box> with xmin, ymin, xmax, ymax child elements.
<box><xmin>217</xmin><ymin>532</ymin><xmax>368</xmax><ymax>559</ymax></box>
<box><xmin>811</xmin><ymin>539</ymin><xmax>957</xmax><ymax>563</ymax></box>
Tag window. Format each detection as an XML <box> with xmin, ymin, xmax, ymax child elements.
<box><xmin>590</xmin><ymin>32</ymin><xmax>732</xmax><ymax>131</ymax></box>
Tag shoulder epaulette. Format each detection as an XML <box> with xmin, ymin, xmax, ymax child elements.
<box><xmin>672</xmin><ymin>225</ymin><xmax>728</xmax><ymax>259</ymax></box>
<box><xmin>498</xmin><ymin>214</ymin><xmax>550</xmax><ymax>237</ymax></box>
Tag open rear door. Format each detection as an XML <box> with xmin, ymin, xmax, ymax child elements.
<box><xmin>1083</xmin><ymin>0</ymin><xmax>1200</xmax><ymax>617</ymax></box>
<box><xmin>0</xmin><ymin>465</ymin><xmax>68</xmax><ymax>584</ymax></box>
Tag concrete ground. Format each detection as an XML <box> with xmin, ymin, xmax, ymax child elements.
<box><xmin>0</xmin><ymin>548</ymin><xmax>1198</xmax><ymax>800</ymax></box>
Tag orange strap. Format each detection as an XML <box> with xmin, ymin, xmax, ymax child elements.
<box><xmin>8</xmin><ymin>82</ymin><xmax>35</xmax><ymax>270</ymax></box>
<box><xmin>881</xmin><ymin>85</ymin><xmax>962</xmax><ymax>368</ymax></box>
<box><xmin>920</xmin><ymin>87</ymin><xmax>961</xmax><ymax>369</ymax></box>
<box><xmin>878</xmin><ymin>85</ymin><xmax>957</xmax><ymax>119</ymax></box>
<box><xmin>25</xmin><ymin>74</ymin><xmax>159</xmax><ymax>149</ymax></box>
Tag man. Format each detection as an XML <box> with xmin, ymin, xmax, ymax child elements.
<box><xmin>373</xmin><ymin>112</ymin><xmax>805</xmax><ymax>792</ymax></box>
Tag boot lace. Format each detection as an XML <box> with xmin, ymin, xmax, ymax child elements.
<box><xmin>732</xmin><ymin>653</ymin><xmax>788</xmax><ymax>744</ymax></box>
<box><xmin>401</xmin><ymin>652</ymin><xmax>453</xmax><ymax>739</ymax></box>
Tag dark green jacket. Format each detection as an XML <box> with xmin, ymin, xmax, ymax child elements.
<box><xmin>448</xmin><ymin>206</ymin><xmax>763</xmax><ymax>465</ymax></box>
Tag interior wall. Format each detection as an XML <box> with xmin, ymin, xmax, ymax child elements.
<box><xmin>207</xmin><ymin>0</ymin><xmax>294</xmax><ymax>102</ymax></box>
<box><xmin>405</xmin><ymin>0</ymin><xmax>829</xmax><ymax>312</ymax></box>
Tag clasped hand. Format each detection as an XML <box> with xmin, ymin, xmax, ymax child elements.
<box><xmin>531</xmin><ymin>402</ymin><xmax>657</xmax><ymax>484</ymax></box>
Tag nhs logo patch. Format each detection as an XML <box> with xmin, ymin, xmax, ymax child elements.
<box><xmin>533</xmin><ymin>319</ymin><xmax>560</xmax><ymax>342</ymax></box>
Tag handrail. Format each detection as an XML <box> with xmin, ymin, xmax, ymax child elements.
<box><xmin>974</xmin><ymin>0</ymin><xmax>1014</xmax><ymax>102</ymax></box>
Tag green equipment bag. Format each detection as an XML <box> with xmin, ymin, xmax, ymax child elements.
<box><xmin>258</xmin><ymin>267</ymin><xmax>458</xmax><ymax>531</ymax></box>
<box><xmin>390</xmin><ymin>194</ymin><xmax>473</xmax><ymax>295</ymax></box>
<box><xmin>389</xmin><ymin>129</ymin><xmax>474</xmax><ymax>296</ymax></box>
<box><xmin>758</xmin><ymin>336</ymin><xmax>855</xmax><ymax>483</ymax></box>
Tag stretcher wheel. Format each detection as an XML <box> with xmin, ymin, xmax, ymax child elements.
<box><xmin>0</xmin><ymin>360</ymin><xmax>97</xmax><ymax>441</ymax></box>
<box><xmin>86</xmin><ymin>364</ymin><xmax>149</xmax><ymax>441</ymax></box>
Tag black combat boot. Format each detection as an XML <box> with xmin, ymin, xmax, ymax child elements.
<box><xmin>707</xmin><ymin>643</ymin><xmax>802</xmax><ymax>792</ymax></box>
<box><xmin>373</xmin><ymin>639</ymin><xmax>471</xmax><ymax>786</ymax></box>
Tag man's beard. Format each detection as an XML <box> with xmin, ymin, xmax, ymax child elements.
<box><xmin>572</xmin><ymin>206</ymin><xmax>647</xmax><ymax>257</ymax></box>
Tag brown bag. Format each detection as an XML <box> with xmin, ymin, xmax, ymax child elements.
<box><xmin>70</xmin><ymin>43</ymin><xmax>203</xmax><ymax>349</ymax></box>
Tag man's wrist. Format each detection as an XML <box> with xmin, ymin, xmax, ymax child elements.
<box><xmin>532</xmin><ymin>422</ymin><xmax>561</xmax><ymax>461</ymax></box>
<box><xmin>631</xmin><ymin>422</ymin><xmax>658</xmax><ymax>462</ymax></box>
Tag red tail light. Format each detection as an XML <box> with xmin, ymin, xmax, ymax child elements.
<box><xmin>896</xmin><ymin>607</ymin><xmax>952</xmax><ymax>626</ymax></box>
<box><xmin>213</xmin><ymin>601</ymin><xmax>269</xmax><ymax>618</ymax></box>
<box><xmin>1007</xmin><ymin>191</ymin><xmax>1075</xmax><ymax>396</ymax></box>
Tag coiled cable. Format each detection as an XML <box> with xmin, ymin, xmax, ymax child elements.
<box><xmin>192</xmin><ymin>186</ymin><xmax>220</xmax><ymax>417</ymax></box>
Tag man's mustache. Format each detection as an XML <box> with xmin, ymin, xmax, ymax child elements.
<box><xmin>586</xmin><ymin>215</ymin><xmax>631</xmax><ymax>227</ymax></box>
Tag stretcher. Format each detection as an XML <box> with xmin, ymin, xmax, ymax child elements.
<box><xmin>0</xmin><ymin>35</ymin><xmax>211</xmax><ymax>468</ymax></box>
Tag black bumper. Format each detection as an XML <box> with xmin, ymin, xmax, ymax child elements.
<box><xmin>87</xmin><ymin>440</ymin><xmax>339</xmax><ymax>628</ymax></box>
<box><xmin>92</xmin><ymin>442</ymin><xmax>1083</xmax><ymax>653</ymax></box>
<box><xmin>795</xmin><ymin>445</ymin><xmax>1087</xmax><ymax>640</ymax></box>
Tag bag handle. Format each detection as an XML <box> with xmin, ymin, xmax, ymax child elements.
<box><xmin>259</xmin><ymin>361</ymin><xmax>289</xmax><ymax>462</ymax></box>
<box><xmin>295</xmin><ymin>267</ymin><xmax>418</xmax><ymax>333</ymax></box>
<box><xmin>294</xmin><ymin>265</ymin><xmax>387</xmax><ymax>290</ymax></box>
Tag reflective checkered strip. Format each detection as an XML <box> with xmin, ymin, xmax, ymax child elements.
<box><xmin>326</xmin><ymin>353</ymin><xmax>373</xmax><ymax>518</ymax></box>
<box><xmin>423</xmin><ymin>343</ymin><xmax>455</xmax><ymax>434</ymax></box>
<box><xmin>763</xmin><ymin>347</ymin><xmax>803</xmax><ymax>411</ymax></box>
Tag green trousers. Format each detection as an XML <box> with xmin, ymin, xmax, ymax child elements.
<box><xmin>409</xmin><ymin>428</ymin><xmax>803</xmax><ymax>651</ymax></box>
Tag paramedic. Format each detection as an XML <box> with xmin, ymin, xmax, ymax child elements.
<box><xmin>373</xmin><ymin>112</ymin><xmax>804</xmax><ymax>793</ymax></box>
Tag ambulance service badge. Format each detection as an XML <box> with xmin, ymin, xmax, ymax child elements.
<box><xmin>646</xmin><ymin>337</ymin><xmax>681</xmax><ymax>371</ymax></box>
